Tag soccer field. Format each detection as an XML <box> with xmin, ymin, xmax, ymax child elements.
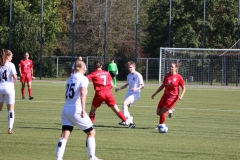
<box><xmin>0</xmin><ymin>80</ymin><xmax>240</xmax><ymax>160</ymax></box>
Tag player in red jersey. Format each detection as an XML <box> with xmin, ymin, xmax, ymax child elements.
<box><xmin>19</xmin><ymin>52</ymin><xmax>34</xmax><ymax>100</ymax></box>
<box><xmin>87</xmin><ymin>61</ymin><xmax>130</xmax><ymax>126</ymax></box>
<box><xmin>151</xmin><ymin>62</ymin><xmax>186</xmax><ymax>131</ymax></box>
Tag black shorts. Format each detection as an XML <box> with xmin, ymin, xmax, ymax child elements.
<box><xmin>109</xmin><ymin>71</ymin><xmax>116</xmax><ymax>78</ymax></box>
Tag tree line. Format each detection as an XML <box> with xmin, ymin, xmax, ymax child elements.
<box><xmin>0</xmin><ymin>0</ymin><xmax>239</xmax><ymax>77</ymax></box>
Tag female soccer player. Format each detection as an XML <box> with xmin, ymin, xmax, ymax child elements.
<box><xmin>18</xmin><ymin>52</ymin><xmax>34</xmax><ymax>100</ymax></box>
<box><xmin>115</xmin><ymin>61</ymin><xmax>144</xmax><ymax>128</ymax></box>
<box><xmin>56</xmin><ymin>60</ymin><xmax>102</xmax><ymax>160</ymax></box>
<box><xmin>151</xmin><ymin>62</ymin><xmax>186</xmax><ymax>131</ymax></box>
<box><xmin>108</xmin><ymin>58</ymin><xmax>118</xmax><ymax>87</ymax></box>
<box><xmin>87</xmin><ymin>61</ymin><xmax>130</xmax><ymax>126</ymax></box>
<box><xmin>0</xmin><ymin>49</ymin><xmax>17</xmax><ymax>134</ymax></box>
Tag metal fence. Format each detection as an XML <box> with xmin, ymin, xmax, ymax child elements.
<box><xmin>41</xmin><ymin>56</ymin><xmax>160</xmax><ymax>81</ymax></box>
<box><xmin>40</xmin><ymin>50</ymin><xmax>240</xmax><ymax>87</ymax></box>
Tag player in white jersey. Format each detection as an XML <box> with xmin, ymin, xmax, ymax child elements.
<box><xmin>0</xmin><ymin>49</ymin><xmax>17</xmax><ymax>134</ymax></box>
<box><xmin>56</xmin><ymin>60</ymin><xmax>102</xmax><ymax>160</ymax></box>
<box><xmin>115</xmin><ymin>61</ymin><xmax>144</xmax><ymax>128</ymax></box>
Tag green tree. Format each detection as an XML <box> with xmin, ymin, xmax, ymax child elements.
<box><xmin>143</xmin><ymin>0</ymin><xmax>239</xmax><ymax>57</ymax></box>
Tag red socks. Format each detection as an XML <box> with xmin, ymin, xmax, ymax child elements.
<box><xmin>159</xmin><ymin>115</ymin><xmax>166</xmax><ymax>124</ymax></box>
<box><xmin>21</xmin><ymin>89</ymin><xmax>25</xmax><ymax>97</ymax></box>
<box><xmin>117</xmin><ymin>111</ymin><xmax>127</xmax><ymax>122</ymax></box>
<box><xmin>89</xmin><ymin>112</ymin><xmax>95</xmax><ymax>123</ymax></box>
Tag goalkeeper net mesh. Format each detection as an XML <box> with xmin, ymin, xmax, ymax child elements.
<box><xmin>159</xmin><ymin>48</ymin><xmax>240</xmax><ymax>86</ymax></box>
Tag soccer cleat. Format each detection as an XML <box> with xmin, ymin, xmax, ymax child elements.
<box><xmin>22</xmin><ymin>97</ymin><xmax>25</xmax><ymax>100</ymax></box>
<box><xmin>29</xmin><ymin>96</ymin><xmax>34</xmax><ymax>100</ymax></box>
<box><xmin>168</xmin><ymin>109</ymin><xmax>175</xmax><ymax>118</ymax></box>
<box><xmin>89</xmin><ymin>156</ymin><xmax>103</xmax><ymax>160</ymax></box>
<box><xmin>8</xmin><ymin>128</ymin><xmax>14</xmax><ymax>134</ymax></box>
<box><xmin>119</xmin><ymin>121</ymin><xmax>126</xmax><ymax>125</ymax></box>
<box><xmin>129</xmin><ymin>122</ymin><xmax>135</xmax><ymax>128</ymax></box>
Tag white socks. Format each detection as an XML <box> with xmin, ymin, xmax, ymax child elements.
<box><xmin>56</xmin><ymin>137</ymin><xmax>97</xmax><ymax>160</ymax></box>
<box><xmin>122</xmin><ymin>105</ymin><xmax>131</xmax><ymax>120</ymax></box>
<box><xmin>87</xmin><ymin>137</ymin><xmax>96</xmax><ymax>159</ymax></box>
<box><xmin>56</xmin><ymin>138</ymin><xmax>67</xmax><ymax>160</ymax></box>
<box><xmin>8</xmin><ymin>110</ymin><xmax>14</xmax><ymax>129</ymax></box>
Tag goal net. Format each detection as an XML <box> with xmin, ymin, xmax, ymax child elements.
<box><xmin>159</xmin><ymin>48</ymin><xmax>240</xmax><ymax>86</ymax></box>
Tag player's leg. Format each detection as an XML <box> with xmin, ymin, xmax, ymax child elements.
<box><xmin>56</xmin><ymin>126</ymin><xmax>72</xmax><ymax>160</ymax></box>
<box><xmin>6</xmin><ymin>91</ymin><xmax>15</xmax><ymax>134</ymax></box>
<box><xmin>89</xmin><ymin>92</ymin><xmax>103</xmax><ymax>123</ymax></box>
<box><xmin>0</xmin><ymin>102</ymin><xmax>3</xmax><ymax>117</ymax></box>
<box><xmin>21</xmin><ymin>81</ymin><xmax>26</xmax><ymax>100</ymax></box>
<box><xmin>89</xmin><ymin>105</ymin><xmax>98</xmax><ymax>123</ymax></box>
<box><xmin>113</xmin><ymin>77</ymin><xmax>117</xmax><ymax>87</ymax></box>
<box><xmin>157</xmin><ymin>107</ymin><xmax>168</xmax><ymax>124</ymax></box>
<box><xmin>0</xmin><ymin>94</ymin><xmax>4</xmax><ymax>116</ymax></box>
<box><xmin>56</xmin><ymin>107</ymin><xmax>74</xmax><ymax>160</ymax></box>
<box><xmin>168</xmin><ymin>108</ymin><xmax>175</xmax><ymax>118</ymax></box>
<box><xmin>74</xmin><ymin>109</ymin><xmax>101</xmax><ymax>160</ymax></box>
<box><xmin>7</xmin><ymin>104</ymin><xmax>14</xmax><ymax>134</ymax></box>
<box><xmin>122</xmin><ymin>97</ymin><xmax>132</xmax><ymax>120</ymax></box>
<box><xmin>105</xmin><ymin>92</ymin><xmax>128</xmax><ymax>125</ymax></box>
<box><xmin>27</xmin><ymin>80</ymin><xmax>33</xmax><ymax>100</ymax></box>
<box><xmin>110</xmin><ymin>104</ymin><xmax>130</xmax><ymax>125</ymax></box>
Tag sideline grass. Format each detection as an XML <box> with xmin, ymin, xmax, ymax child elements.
<box><xmin>0</xmin><ymin>81</ymin><xmax>240</xmax><ymax>160</ymax></box>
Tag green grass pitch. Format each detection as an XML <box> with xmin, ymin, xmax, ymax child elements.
<box><xmin>0</xmin><ymin>80</ymin><xmax>240</xmax><ymax>160</ymax></box>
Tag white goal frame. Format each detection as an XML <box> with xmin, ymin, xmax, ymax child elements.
<box><xmin>159</xmin><ymin>47</ymin><xmax>240</xmax><ymax>86</ymax></box>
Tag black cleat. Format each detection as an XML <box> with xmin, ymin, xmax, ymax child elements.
<box><xmin>29</xmin><ymin>96</ymin><xmax>34</xmax><ymax>100</ymax></box>
<box><xmin>22</xmin><ymin>97</ymin><xmax>25</xmax><ymax>100</ymax></box>
<box><xmin>119</xmin><ymin>121</ymin><xmax>126</xmax><ymax>125</ymax></box>
<box><xmin>129</xmin><ymin>122</ymin><xmax>135</xmax><ymax>128</ymax></box>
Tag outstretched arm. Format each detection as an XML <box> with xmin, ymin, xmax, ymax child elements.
<box><xmin>179</xmin><ymin>86</ymin><xmax>186</xmax><ymax>100</ymax></box>
<box><xmin>115</xmin><ymin>83</ymin><xmax>128</xmax><ymax>92</ymax></box>
<box><xmin>151</xmin><ymin>84</ymin><xmax>164</xmax><ymax>99</ymax></box>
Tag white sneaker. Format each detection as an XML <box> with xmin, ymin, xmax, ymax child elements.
<box><xmin>168</xmin><ymin>109</ymin><xmax>175</xmax><ymax>118</ymax></box>
<box><xmin>89</xmin><ymin>156</ymin><xmax>103</xmax><ymax>160</ymax></box>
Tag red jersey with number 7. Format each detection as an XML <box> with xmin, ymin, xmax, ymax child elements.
<box><xmin>87</xmin><ymin>70</ymin><xmax>112</xmax><ymax>91</ymax></box>
<box><xmin>19</xmin><ymin>59</ymin><xmax>33</xmax><ymax>73</ymax></box>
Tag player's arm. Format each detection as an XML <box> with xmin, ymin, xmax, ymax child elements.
<box><xmin>12</xmin><ymin>74</ymin><xmax>17</xmax><ymax>83</ymax></box>
<box><xmin>80</xmin><ymin>86</ymin><xmax>87</xmax><ymax>118</ymax></box>
<box><xmin>31</xmin><ymin>67</ymin><xmax>34</xmax><ymax>78</ymax></box>
<box><xmin>115</xmin><ymin>83</ymin><xmax>128</xmax><ymax>92</ymax></box>
<box><xmin>179</xmin><ymin>85</ymin><xmax>186</xmax><ymax>100</ymax></box>
<box><xmin>132</xmin><ymin>83</ymin><xmax>144</xmax><ymax>92</ymax></box>
<box><xmin>18</xmin><ymin>63</ymin><xmax>22</xmax><ymax>77</ymax></box>
<box><xmin>151</xmin><ymin>84</ymin><xmax>164</xmax><ymax>99</ymax></box>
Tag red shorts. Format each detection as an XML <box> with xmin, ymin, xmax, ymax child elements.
<box><xmin>20</xmin><ymin>72</ymin><xmax>32</xmax><ymax>83</ymax></box>
<box><xmin>157</xmin><ymin>94</ymin><xmax>178</xmax><ymax>110</ymax></box>
<box><xmin>92</xmin><ymin>90</ymin><xmax>116</xmax><ymax>107</ymax></box>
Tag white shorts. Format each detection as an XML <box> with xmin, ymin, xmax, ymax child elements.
<box><xmin>124</xmin><ymin>92</ymin><xmax>140</xmax><ymax>104</ymax></box>
<box><xmin>61</xmin><ymin>105</ymin><xmax>93</xmax><ymax>131</ymax></box>
<box><xmin>0</xmin><ymin>89</ymin><xmax>15</xmax><ymax>105</ymax></box>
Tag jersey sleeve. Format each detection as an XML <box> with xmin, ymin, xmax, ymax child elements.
<box><xmin>87</xmin><ymin>73</ymin><xmax>93</xmax><ymax>80</ymax></box>
<box><xmin>81</xmin><ymin>76</ymin><xmax>89</xmax><ymax>88</ymax></box>
<box><xmin>138</xmin><ymin>73</ymin><xmax>144</xmax><ymax>85</ymax></box>
<box><xmin>10</xmin><ymin>63</ymin><xmax>17</xmax><ymax>75</ymax></box>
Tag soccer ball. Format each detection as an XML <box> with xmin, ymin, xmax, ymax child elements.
<box><xmin>158</xmin><ymin>124</ymin><xmax>168</xmax><ymax>133</ymax></box>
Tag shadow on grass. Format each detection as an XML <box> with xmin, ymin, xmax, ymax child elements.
<box><xmin>94</xmin><ymin>124</ymin><xmax>153</xmax><ymax>130</ymax></box>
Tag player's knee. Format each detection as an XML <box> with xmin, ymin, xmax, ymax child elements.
<box><xmin>85</xmin><ymin>127</ymin><xmax>95</xmax><ymax>136</ymax></box>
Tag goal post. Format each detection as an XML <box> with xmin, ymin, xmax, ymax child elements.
<box><xmin>159</xmin><ymin>47</ymin><xmax>240</xmax><ymax>86</ymax></box>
